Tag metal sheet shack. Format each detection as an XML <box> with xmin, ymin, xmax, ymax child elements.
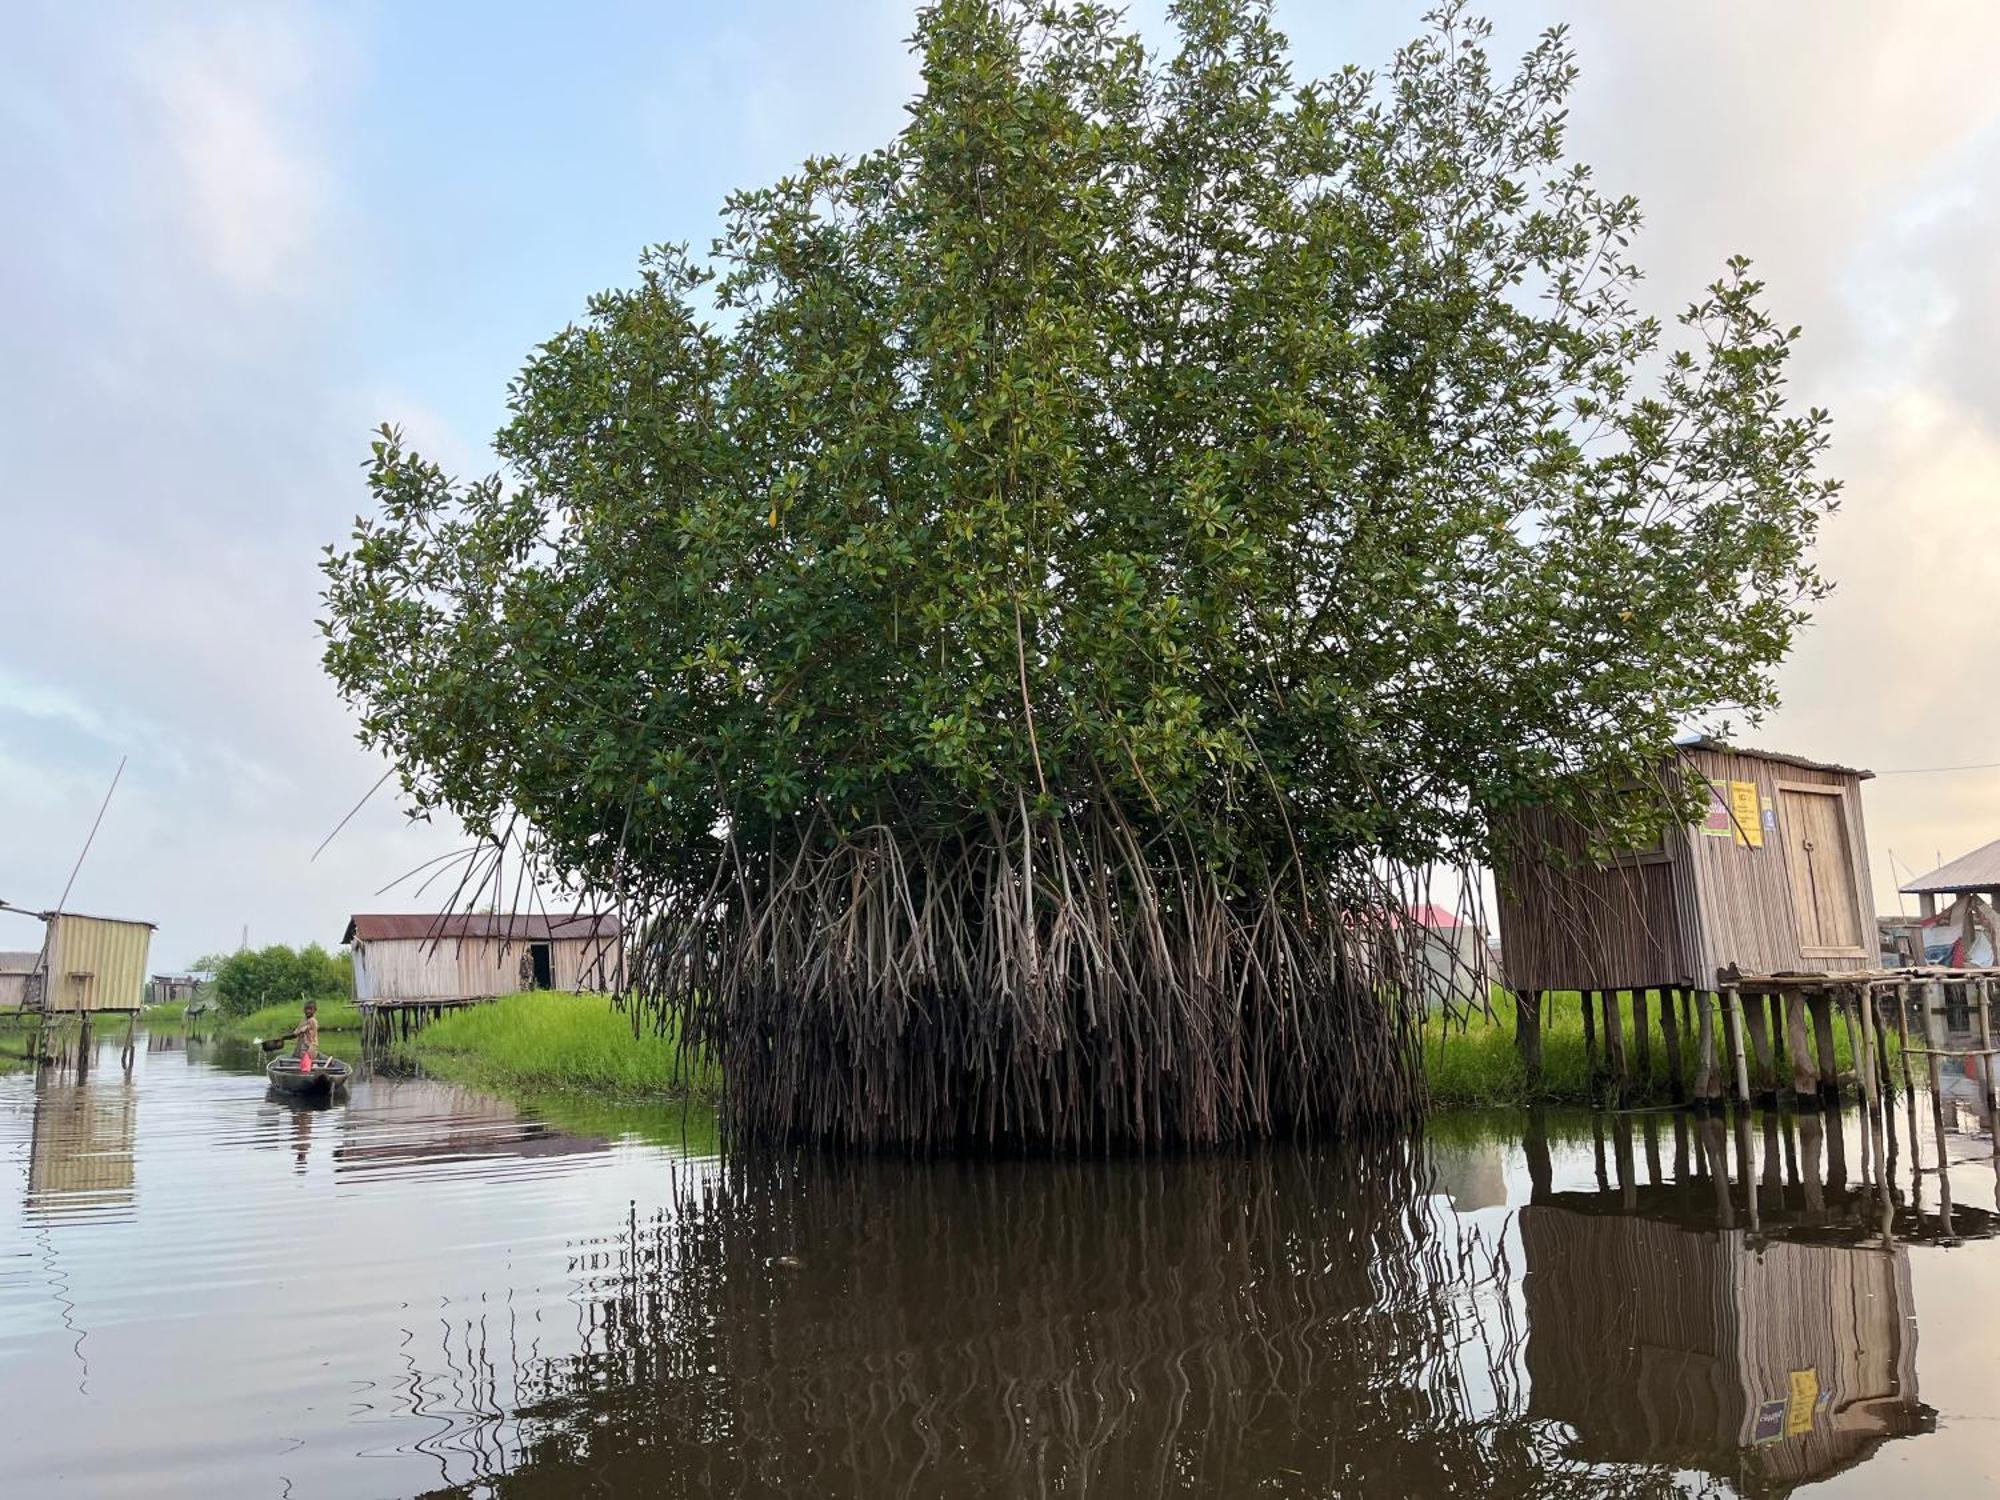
<box><xmin>344</xmin><ymin>912</ymin><xmax>621</xmax><ymax>1023</ymax></box>
<box><xmin>31</xmin><ymin>913</ymin><xmax>156</xmax><ymax>1015</ymax></box>
<box><xmin>1496</xmin><ymin>740</ymin><xmax>1880</xmax><ymax>1105</ymax></box>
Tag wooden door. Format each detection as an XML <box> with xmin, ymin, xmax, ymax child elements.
<box><xmin>1778</xmin><ymin>788</ymin><xmax>1865</xmax><ymax>955</ymax></box>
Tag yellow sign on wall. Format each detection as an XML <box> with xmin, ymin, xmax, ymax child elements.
<box><xmin>1786</xmin><ymin>1367</ymin><xmax>1820</xmax><ymax>1436</ymax></box>
<box><xmin>1731</xmin><ymin>780</ymin><xmax>1764</xmax><ymax>848</ymax></box>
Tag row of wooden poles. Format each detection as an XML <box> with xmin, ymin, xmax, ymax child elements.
<box><xmin>1513</xmin><ymin>973</ymin><xmax>2000</xmax><ymax>1120</ymax></box>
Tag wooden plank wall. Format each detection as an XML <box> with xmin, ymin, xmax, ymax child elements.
<box><xmin>353</xmin><ymin>936</ymin><xmax>618</xmax><ymax>1002</ymax></box>
<box><xmin>1493</xmin><ymin>806</ymin><xmax>1692</xmax><ymax>992</ymax></box>
<box><xmin>1681</xmin><ymin>748</ymin><xmax>1874</xmax><ymax>981</ymax></box>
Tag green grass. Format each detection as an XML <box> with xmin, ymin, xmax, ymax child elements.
<box><xmin>143</xmin><ymin>1001</ymin><xmax>189</xmax><ymax>1024</ymax></box>
<box><xmin>217</xmin><ymin>998</ymin><xmax>362</xmax><ymax>1042</ymax></box>
<box><xmin>1423</xmin><ymin>988</ymin><xmax>1896</xmax><ymax>1108</ymax></box>
<box><xmin>400</xmin><ymin>991</ymin><xmax>718</xmax><ymax>1102</ymax></box>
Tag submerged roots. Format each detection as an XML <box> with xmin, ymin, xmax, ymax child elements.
<box><xmin>619</xmin><ymin>803</ymin><xmax>1456</xmax><ymax>1150</ymax></box>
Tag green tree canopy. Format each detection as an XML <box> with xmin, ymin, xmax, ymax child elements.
<box><xmin>209</xmin><ymin>944</ymin><xmax>352</xmax><ymax>1019</ymax></box>
<box><xmin>323</xmin><ymin>1</ymin><xmax>1836</xmax><ymax>1146</ymax></box>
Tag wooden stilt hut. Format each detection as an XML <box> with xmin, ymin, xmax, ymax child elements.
<box><xmin>1495</xmin><ymin>740</ymin><xmax>1880</xmax><ymax>1108</ymax></box>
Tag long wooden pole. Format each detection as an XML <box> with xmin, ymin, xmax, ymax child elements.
<box><xmin>1724</xmin><ymin>985</ymin><xmax>1752</xmax><ymax>1109</ymax></box>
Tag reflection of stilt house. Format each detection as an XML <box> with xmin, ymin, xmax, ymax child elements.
<box><xmin>1522</xmin><ymin>1209</ymin><xmax>1924</xmax><ymax>1493</ymax></box>
<box><xmin>26</xmin><ymin>1059</ymin><xmax>138</xmax><ymax>1220</ymax></box>
<box><xmin>1495</xmin><ymin>741</ymin><xmax>1900</xmax><ymax>1105</ymax></box>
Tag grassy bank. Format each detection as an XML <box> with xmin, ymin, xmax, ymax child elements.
<box><xmin>1424</xmin><ymin>989</ymin><xmax>1894</xmax><ymax>1108</ymax></box>
<box><xmin>401</xmin><ymin>992</ymin><xmax>717</xmax><ymax>1102</ymax></box>
<box><xmin>144</xmin><ymin>1001</ymin><xmax>189</xmax><ymax>1025</ymax></box>
<box><xmin>216</xmin><ymin>998</ymin><xmax>362</xmax><ymax>1043</ymax></box>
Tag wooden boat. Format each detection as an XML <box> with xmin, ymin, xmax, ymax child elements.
<box><xmin>266</xmin><ymin>1055</ymin><xmax>352</xmax><ymax>1097</ymax></box>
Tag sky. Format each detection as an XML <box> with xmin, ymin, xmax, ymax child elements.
<box><xmin>2</xmin><ymin>1</ymin><xmax>1996</xmax><ymax>968</ymax></box>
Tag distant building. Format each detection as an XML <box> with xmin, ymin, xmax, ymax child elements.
<box><xmin>0</xmin><ymin>951</ymin><xmax>39</xmax><ymax>1009</ymax></box>
<box><xmin>342</xmin><ymin>912</ymin><xmax>622</xmax><ymax>1006</ymax></box>
<box><xmin>1402</xmin><ymin>904</ymin><xmax>1492</xmax><ymax>1014</ymax></box>
<box><xmin>146</xmin><ymin>974</ymin><xmax>203</xmax><ymax>1007</ymax></box>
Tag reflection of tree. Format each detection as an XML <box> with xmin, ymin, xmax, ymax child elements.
<box><xmin>429</xmin><ymin>1143</ymin><xmax>1703</xmax><ymax>1499</ymax></box>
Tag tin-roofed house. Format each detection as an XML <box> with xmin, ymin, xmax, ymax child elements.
<box><xmin>343</xmin><ymin>912</ymin><xmax>622</xmax><ymax>1011</ymax></box>
<box><xmin>1899</xmin><ymin>840</ymin><xmax>2000</xmax><ymax>968</ymax></box>
<box><xmin>0</xmin><ymin>951</ymin><xmax>40</xmax><ymax>1010</ymax></box>
<box><xmin>26</xmin><ymin>913</ymin><xmax>156</xmax><ymax>1015</ymax></box>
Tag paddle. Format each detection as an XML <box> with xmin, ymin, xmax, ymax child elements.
<box><xmin>257</xmin><ymin>1036</ymin><xmax>290</xmax><ymax>1052</ymax></box>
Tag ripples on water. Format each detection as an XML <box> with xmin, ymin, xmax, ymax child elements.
<box><xmin>4</xmin><ymin>1026</ymin><xmax>2000</xmax><ymax>1498</ymax></box>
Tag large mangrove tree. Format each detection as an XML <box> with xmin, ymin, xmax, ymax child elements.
<box><xmin>322</xmin><ymin>1</ymin><xmax>1837</xmax><ymax>1148</ymax></box>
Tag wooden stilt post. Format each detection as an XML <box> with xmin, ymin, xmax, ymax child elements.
<box><xmin>1524</xmin><ymin>1109</ymin><xmax>1553</xmax><ymax>1202</ymax></box>
<box><xmin>1895</xmin><ymin>982</ymin><xmax>1916</xmax><ymax>1099</ymax></box>
<box><xmin>1742</xmin><ymin>990</ymin><xmax>1776</xmax><ymax>1102</ymax></box>
<box><xmin>1602</xmin><ymin>989</ymin><xmax>1628</xmax><ymax>1104</ymax></box>
<box><xmin>1694</xmin><ymin>991</ymin><xmax>1719</xmax><ymax>1108</ymax></box>
<box><xmin>1767</xmin><ymin>991</ymin><xmax>1785</xmax><ymax>1086</ymax></box>
<box><xmin>1581</xmin><ymin>989</ymin><xmax>1599</xmax><ymax>1091</ymax></box>
<box><xmin>1924</xmin><ymin>979</ymin><xmax>1958</xmax><ymax>1242</ymax></box>
<box><xmin>1513</xmin><ymin>988</ymin><xmax>1543</xmax><ymax>1091</ymax></box>
<box><xmin>1613</xmin><ymin>1116</ymin><xmax>1636</xmax><ymax>1210</ymax></box>
<box><xmin>1799</xmin><ymin>1112</ymin><xmax>1826</xmax><ymax>1218</ymax></box>
<box><xmin>1809</xmin><ymin>991</ymin><xmax>1840</xmax><ymax>1107</ymax></box>
<box><xmin>1976</xmin><ymin>978</ymin><xmax>2000</xmax><ymax>1146</ymax></box>
<box><xmin>1723</xmin><ymin>985</ymin><xmax>1752</xmax><ymax>1108</ymax></box>
<box><xmin>1784</xmin><ymin>990</ymin><xmax>1816</xmax><ymax>1106</ymax></box>
<box><xmin>1633</xmin><ymin>986</ymin><xmax>1653</xmax><ymax>1092</ymax></box>
<box><xmin>1643</xmin><ymin>1114</ymin><xmax>1664</xmax><ymax>1185</ymax></box>
<box><xmin>1660</xmin><ymin>985</ymin><xmax>1685</xmax><ymax>1103</ymax></box>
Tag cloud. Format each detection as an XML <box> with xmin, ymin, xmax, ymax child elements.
<box><xmin>136</xmin><ymin>4</ymin><xmax>336</xmax><ymax>297</ymax></box>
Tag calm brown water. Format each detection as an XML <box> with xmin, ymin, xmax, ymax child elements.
<box><xmin>6</xmin><ymin>1028</ymin><xmax>2000</xmax><ymax>1498</ymax></box>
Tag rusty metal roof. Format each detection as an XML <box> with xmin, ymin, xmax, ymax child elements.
<box><xmin>1676</xmin><ymin>736</ymin><xmax>1873</xmax><ymax>781</ymax></box>
<box><xmin>1902</xmin><ymin>838</ymin><xmax>2000</xmax><ymax>895</ymax></box>
<box><xmin>341</xmin><ymin>912</ymin><xmax>622</xmax><ymax>944</ymax></box>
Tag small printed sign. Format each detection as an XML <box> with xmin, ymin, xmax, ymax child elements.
<box><xmin>1731</xmin><ymin>780</ymin><xmax>1763</xmax><ymax>848</ymax></box>
<box><xmin>1702</xmin><ymin>780</ymin><xmax>1734</xmax><ymax>838</ymax></box>
<box><xmin>1754</xmin><ymin>1398</ymin><xmax>1787</xmax><ymax>1444</ymax></box>
<box><xmin>1786</xmin><ymin>1368</ymin><xmax>1820</xmax><ymax>1437</ymax></box>
<box><xmin>1762</xmin><ymin>795</ymin><xmax>1777</xmax><ymax>834</ymax></box>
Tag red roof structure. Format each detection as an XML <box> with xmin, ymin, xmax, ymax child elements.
<box><xmin>341</xmin><ymin>912</ymin><xmax>621</xmax><ymax>944</ymax></box>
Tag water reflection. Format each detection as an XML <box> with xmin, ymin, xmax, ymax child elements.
<box><xmin>1520</xmin><ymin>1111</ymin><xmax>1938</xmax><ymax>1496</ymax></box>
<box><xmin>9</xmin><ymin>1031</ymin><xmax>2000</xmax><ymax>1498</ymax></box>
<box><xmin>23</xmin><ymin>1025</ymin><xmax>136</xmax><ymax>1225</ymax></box>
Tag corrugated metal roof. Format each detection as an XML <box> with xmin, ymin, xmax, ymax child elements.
<box><xmin>1902</xmin><ymin>838</ymin><xmax>2000</xmax><ymax>895</ymax></box>
<box><xmin>1677</xmin><ymin>736</ymin><xmax>1873</xmax><ymax>781</ymax></box>
<box><xmin>342</xmin><ymin>912</ymin><xmax>622</xmax><ymax>944</ymax></box>
<box><xmin>0</xmin><ymin>950</ymin><xmax>40</xmax><ymax>974</ymax></box>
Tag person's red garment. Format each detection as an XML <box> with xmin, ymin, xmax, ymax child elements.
<box><xmin>299</xmin><ymin>1051</ymin><xmax>315</xmax><ymax>1073</ymax></box>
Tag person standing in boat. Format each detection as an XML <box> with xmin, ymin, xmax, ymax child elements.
<box><xmin>276</xmin><ymin>999</ymin><xmax>320</xmax><ymax>1072</ymax></box>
